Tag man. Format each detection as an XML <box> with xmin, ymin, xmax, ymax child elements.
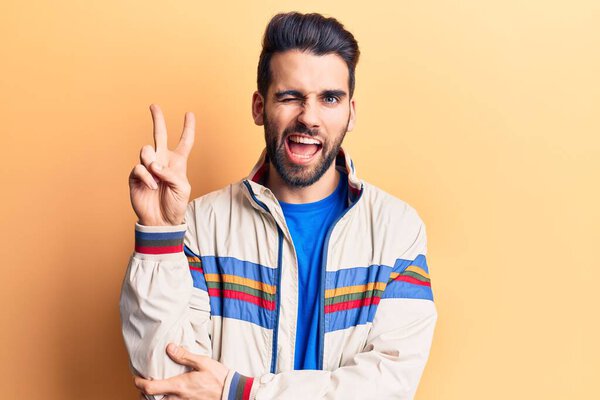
<box><xmin>121</xmin><ymin>12</ymin><xmax>437</xmax><ymax>400</ymax></box>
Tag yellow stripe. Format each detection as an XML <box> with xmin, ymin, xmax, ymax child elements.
<box><xmin>405</xmin><ymin>265</ymin><xmax>430</xmax><ymax>279</ymax></box>
<box><xmin>204</xmin><ymin>273</ymin><xmax>276</xmax><ymax>295</ymax></box>
<box><xmin>187</xmin><ymin>256</ymin><xmax>201</xmax><ymax>263</ymax></box>
<box><xmin>325</xmin><ymin>281</ymin><xmax>387</xmax><ymax>298</ymax></box>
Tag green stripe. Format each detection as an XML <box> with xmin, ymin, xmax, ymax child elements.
<box><xmin>325</xmin><ymin>289</ymin><xmax>384</xmax><ymax>306</ymax></box>
<box><xmin>188</xmin><ymin>261</ymin><xmax>202</xmax><ymax>268</ymax></box>
<box><xmin>387</xmin><ymin>270</ymin><xmax>431</xmax><ymax>283</ymax></box>
<box><xmin>136</xmin><ymin>238</ymin><xmax>183</xmax><ymax>247</ymax></box>
<box><xmin>206</xmin><ymin>281</ymin><xmax>275</xmax><ymax>301</ymax></box>
<box><xmin>235</xmin><ymin>374</ymin><xmax>247</xmax><ymax>399</ymax></box>
<box><xmin>399</xmin><ymin>270</ymin><xmax>430</xmax><ymax>282</ymax></box>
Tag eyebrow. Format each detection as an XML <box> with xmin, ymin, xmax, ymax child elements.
<box><xmin>274</xmin><ymin>89</ymin><xmax>348</xmax><ymax>100</ymax></box>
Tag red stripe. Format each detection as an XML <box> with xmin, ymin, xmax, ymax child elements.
<box><xmin>208</xmin><ymin>288</ymin><xmax>275</xmax><ymax>311</ymax></box>
<box><xmin>325</xmin><ymin>296</ymin><xmax>381</xmax><ymax>314</ymax></box>
<box><xmin>189</xmin><ymin>266</ymin><xmax>203</xmax><ymax>273</ymax></box>
<box><xmin>242</xmin><ymin>376</ymin><xmax>254</xmax><ymax>400</ymax></box>
<box><xmin>135</xmin><ymin>244</ymin><xmax>183</xmax><ymax>254</ymax></box>
<box><xmin>395</xmin><ymin>275</ymin><xmax>431</xmax><ymax>287</ymax></box>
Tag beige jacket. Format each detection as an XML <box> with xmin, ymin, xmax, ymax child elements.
<box><xmin>120</xmin><ymin>148</ymin><xmax>437</xmax><ymax>400</ymax></box>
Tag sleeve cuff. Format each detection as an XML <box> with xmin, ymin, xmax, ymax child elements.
<box><xmin>221</xmin><ymin>370</ymin><xmax>256</xmax><ymax>400</ymax></box>
<box><xmin>134</xmin><ymin>222</ymin><xmax>187</xmax><ymax>255</ymax></box>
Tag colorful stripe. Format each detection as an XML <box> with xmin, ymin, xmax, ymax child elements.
<box><xmin>324</xmin><ymin>255</ymin><xmax>433</xmax><ymax>332</ymax></box>
<box><xmin>185</xmin><ymin>246</ymin><xmax>207</xmax><ymax>291</ymax></box>
<box><xmin>383</xmin><ymin>254</ymin><xmax>433</xmax><ymax>301</ymax></box>
<box><xmin>201</xmin><ymin>256</ymin><xmax>278</xmax><ymax>329</ymax></box>
<box><xmin>228</xmin><ymin>372</ymin><xmax>254</xmax><ymax>400</ymax></box>
<box><xmin>134</xmin><ymin>229</ymin><xmax>185</xmax><ymax>254</ymax></box>
<box><xmin>186</xmin><ymin>250</ymin><xmax>431</xmax><ymax>331</ymax></box>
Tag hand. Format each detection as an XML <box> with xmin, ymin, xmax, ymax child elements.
<box><xmin>134</xmin><ymin>344</ymin><xmax>229</xmax><ymax>400</ymax></box>
<box><xmin>129</xmin><ymin>104</ymin><xmax>195</xmax><ymax>226</ymax></box>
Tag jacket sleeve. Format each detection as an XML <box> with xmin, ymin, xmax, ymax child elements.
<box><xmin>119</xmin><ymin>203</ymin><xmax>212</xmax><ymax>400</ymax></box>
<box><xmin>221</xmin><ymin>216</ymin><xmax>437</xmax><ymax>400</ymax></box>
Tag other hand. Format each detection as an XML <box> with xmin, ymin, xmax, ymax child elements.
<box><xmin>134</xmin><ymin>344</ymin><xmax>228</xmax><ymax>400</ymax></box>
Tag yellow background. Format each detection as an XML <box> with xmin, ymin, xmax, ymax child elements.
<box><xmin>1</xmin><ymin>1</ymin><xmax>598</xmax><ymax>398</ymax></box>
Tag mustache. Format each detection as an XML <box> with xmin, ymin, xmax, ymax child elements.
<box><xmin>283</xmin><ymin>122</ymin><xmax>319</xmax><ymax>138</ymax></box>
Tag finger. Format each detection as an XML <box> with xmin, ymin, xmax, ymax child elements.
<box><xmin>166</xmin><ymin>343</ymin><xmax>203</xmax><ymax>370</ymax></box>
<box><xmin>148</xmin><ymin>162</ymin><xmax>185</xmax><ymax>186</ymax></box>
<box><xmin>150</xmin><ymin>104</ymin><xmax>168</xmax><ymax>152</ymax></box>
<box><xmin>134</xmin><ymin>375</ymin><xmax>182</xmax><ymax>396</ymax></box>
<box><xmin>140</xmin><ymin>145</ymin><xmax>157</xmax><ymax>169</ymax></box>
<box><xmin>129</xmin><ymin>164</ymin><xmax>158</xmax><ymax>190</ymax></box>
<box><xmin>175</xmin><ymin>112</ymin><xmax>195</xmax><ymax>158</ymax></box>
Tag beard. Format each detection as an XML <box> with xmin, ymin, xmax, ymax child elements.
<box><xmin>263</xmin><ymin>111</ymin><xmax>350</xmax><ymax>188</ymax></box>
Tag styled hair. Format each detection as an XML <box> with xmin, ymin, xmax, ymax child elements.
<box><xmin>257</xmin><ymin>12</ymin><xmax>360</xmax><ymax>99</ymax></box>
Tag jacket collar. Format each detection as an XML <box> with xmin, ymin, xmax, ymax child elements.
<box><xmin>243</xmin><ymin>147</ymin><xmax>364</xmax><ymax>208</ymax></box>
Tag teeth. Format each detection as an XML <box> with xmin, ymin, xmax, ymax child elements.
<box><xmin>288</xmin><ymin>135</ymin><xmax>321</xmax><ymax>145</ymax></box>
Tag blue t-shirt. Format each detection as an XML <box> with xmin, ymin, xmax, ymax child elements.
<box><xmin>278</xmin><ymin>171</ymin><xmax>349</xmax><ymax>369</ymax></box>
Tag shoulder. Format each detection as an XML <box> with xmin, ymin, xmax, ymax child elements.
<box><xmin>360</xmin><ymin>181</ymin><xmax>425</xmax><ymax>229</ymax></box>
<box><xmin>188</xmin><ymin>180</ymin><xmax>244</xmax><ymax>212</ymax></box>
<box><xmin>357</xmin><ymin>181</ymin><xmax>428</xmax><ymax>260</ymax></box>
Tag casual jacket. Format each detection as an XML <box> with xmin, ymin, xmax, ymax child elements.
<box><xmin>120</xmin><ymin>148</ymin><xmax>437</xmax><ymax>400</ymax></box>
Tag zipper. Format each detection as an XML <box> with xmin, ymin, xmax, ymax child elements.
<box><xmin>317</xmin><ymin>189</ymin><xmax>363</xmax><ymax>370</ymax></box>
<box><xmin>271</xmin><ymin>227</ymin><xmax>283</xmax><ymax>373</ymax></box>
<box><xmin>242</xmin><ymin>180</ymin><xmax>283</xmax><ymax>374</ymax></box>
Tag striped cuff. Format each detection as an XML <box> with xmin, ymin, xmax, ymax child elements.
<box><xmin>134</xmin><ymin>223</ymin><xmax>186</xmax><ymax>254</ymax></box>
<box><xmin>222</xmin><ymin>370</ymin><xmax>255</xmax><ymax>400</ymax></box>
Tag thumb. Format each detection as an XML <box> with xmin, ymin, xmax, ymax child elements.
<box><xmin>166</xmin><ymin>343</ymin><xmax>202</xmax><ymax>370</ymax></box>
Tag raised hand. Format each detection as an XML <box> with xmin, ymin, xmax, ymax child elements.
<box><xmin>129</xmin><ymin>104</ymin><xmax>195</xmax><ymax>226</ymax></box>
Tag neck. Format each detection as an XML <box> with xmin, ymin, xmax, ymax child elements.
<box><xmin>266</xmin><ymin>163</ymin><xmax>340</xmax><ymax>204</ymax></box>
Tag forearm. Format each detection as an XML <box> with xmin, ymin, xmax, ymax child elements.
<box><xmin>223</xmin><ymin>300</ymin><xmax>437</xmax><ymax>400</ymax></box>
<box><xmin>120</xmin><ymin>223</ymin><xmax>209</xmax><ymax>380</ymax></box>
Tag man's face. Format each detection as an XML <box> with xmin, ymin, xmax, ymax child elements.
<box><xmin>253</xmin><ymin>49</ymin><xmax>356</xmax><ymax>187</ymax></box>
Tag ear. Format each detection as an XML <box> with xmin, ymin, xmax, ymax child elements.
<box><xmin>346</xmin><ymin>97</ymin><xmax>356</xmax><ymax>132</ymax></box>
<box><xmin>252</xmin><ymin>91</ymin><xmax>265</xmax><ymax>126</ymax></box>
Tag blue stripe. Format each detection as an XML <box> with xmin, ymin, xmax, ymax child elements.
<box><xmin>184</xmin><ymin>245</ymin><xmax>208</xmax><ymax>292</ymax></box>
<box><xmin>382</xmin><ymin>281</ymin><xmax>433</xmax><ymax>301</ymax></box>
<box><xmin>228</xmin><ymin>372</ymin><xmax>241</xmax><ymax>400</ymax></box>
<box><xmin>386</xmin><ymin>254</ymin><xmax>433</xmax><ymax>300</ymax></box>
<box><xmin>393</xmin><ymin>254</ymin><xmax>429</xmax><ymax>273</ymax></box>
<box><xmin>324</xmin><ymin>255</ymin><xmax>429</xmax><ymax>290</ymax></box>
<box><xmin>325</xmin><ymin>301</ymin><xmax>379</xmax><ymax>333</ymax></box>
<box><xmin>209</xmin><ymin>289</ymin><xmax>275</xmax><ymax>330</ymax></box>
<box><xmin>325</xmin><ymin>264</ymin><xmax>392</xmax><ymax>289</ymax></box>
<box><xmin>184</xmin><ymin>245</ymin><xmax>199</xmax><ymax>258</ymax></box>
<box><xmin>190</xmin><ymin>269</ymin><xmax>208</xmax><ymax>291</ymax></box>
<box><xmin>135</xmin><ymin>230</ymin><xmax>185</xmax><ymax>241</ymax></box>
<box><xmin>201</xmin><ymin>256</ymin><xmax>276</xmax><ymax>286</ymax></box>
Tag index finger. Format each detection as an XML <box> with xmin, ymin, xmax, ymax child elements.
<box><xmin>175</xmin><ymin>111</ymin><xmax>195</xmax><ymax>158</ymax></box>
<box><xmin>149</xmin><ymin>104</ymin><xmax>168</xmax><ymax>152</ymax></box>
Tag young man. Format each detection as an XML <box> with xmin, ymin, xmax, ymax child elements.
<box><xmin>122</xmin><ymin>12</ymin><xmax>437</xmax><ymax>400</ymax></box>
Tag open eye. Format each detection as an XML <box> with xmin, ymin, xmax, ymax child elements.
<box><xmin>323</xmin><ymin>95</ymin><xmax>339</xmax><ymax>104</ymax></box>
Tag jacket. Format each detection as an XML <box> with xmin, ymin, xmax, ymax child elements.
<box><xmin>120</xmin><ymin>148</ymin><xmax>437</xmax><ymax>400</ymax></box>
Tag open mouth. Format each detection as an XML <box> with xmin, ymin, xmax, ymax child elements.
<box><xmin>285</xmin><ymin>134</ymin><xmax>323</xmax><ymax>163</ymax></box>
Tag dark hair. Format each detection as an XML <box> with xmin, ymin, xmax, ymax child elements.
<box><xmin>257</xmin><ymin>12</ymin><xmax>360</xmax><ymax>99</ymax></box>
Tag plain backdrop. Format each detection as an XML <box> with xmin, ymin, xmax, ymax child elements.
<box><xmin>0</xmin><ymin>1</ymin><xmax>598</xmax><ymax>398</ymax></box>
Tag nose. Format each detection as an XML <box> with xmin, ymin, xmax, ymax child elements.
<box><xmin>296</xmin><ymin>99</ymin><xmax>320</xmax><ymax>130</ymax></box>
